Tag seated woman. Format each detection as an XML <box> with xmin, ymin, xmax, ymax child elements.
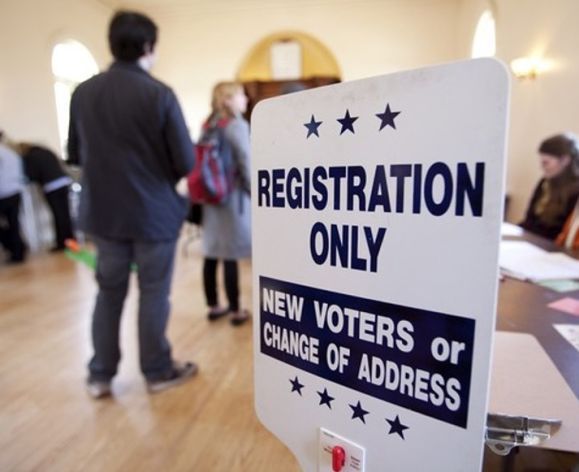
<box><xmin>520</xmin><ymin>133</ymin><xmax>579</xmax><ymax>240</ymax></box>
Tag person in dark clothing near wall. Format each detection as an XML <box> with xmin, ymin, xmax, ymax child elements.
<box><xmin>520</xmin><ymin>133</ymin><xmax>579</xmax><ymax>240</ymax></box>
<box><xmin>68</xmin><ymin>10</ymin><xmax>197</xmax><ymax>399</ymax></box>
<box><xmin>0</xmin><ymin>138</ymin><xmax>26</xmax><ymax>264</ymax></box>
<box><xmin>17</xmin><ymin>143</ymin><xmax>74</xmax><ymax>251</ymax></box>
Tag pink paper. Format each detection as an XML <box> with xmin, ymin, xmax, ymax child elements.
<box><xmin>548</xmin><ymin>297</ymin><xmax>579</xmax><ymax>317</ymax></box>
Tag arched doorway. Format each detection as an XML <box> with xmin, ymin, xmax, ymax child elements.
<box><xmin>471</xmin><ymin>10</ymin><xmax>496</xmax><ymax>58</ymax></box>
<box><xmin>237</xmin><ymin>31</ymin><xmax>341</xmax><ymax>118</ymax></box>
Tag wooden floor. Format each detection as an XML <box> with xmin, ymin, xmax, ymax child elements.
<box><xmin>0</xmin><ymin>236</ymin><xmax>300</xmax><ymax>472</ymax></box>
<box><xmin>0</xmin><ymin>235</ymin><xmax>576</xmax><ymax>471</ymax></box>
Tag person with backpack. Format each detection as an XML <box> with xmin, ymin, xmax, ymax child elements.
<box><xmin>199</xmin><ymin>82</ymin><xmax>251</xmax><ymax>326</ymax></box>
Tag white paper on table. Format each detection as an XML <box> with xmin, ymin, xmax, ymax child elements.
<box><xmin>500</xmin><ymin>222</ymin><xmax>524</xmax><ymax>237</ymax></box>
<box><xmin>553</xmin><ymin>324</ymin><xmax>579</xmax><ymax>352</ymax></box>
<box><xmin>499</xmin><ymin>241</ymin><xmax>579</xmax><ymax>281</ymax></box>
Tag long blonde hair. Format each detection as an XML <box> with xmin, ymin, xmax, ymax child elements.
<box><xmin>211</xmin><ymin>81</ymin><xmax>244</xmax><ymax>118</ymax></box>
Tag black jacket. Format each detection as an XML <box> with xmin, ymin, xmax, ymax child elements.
<box><xmin>68</xmin><ymin>61</ymin><xmax>194</xmax><ymax>241</ymax></box>
<box><xmin>22</xmin><ymin>146</ymin><xmax>68</xmax><ymax>186</ymax></box>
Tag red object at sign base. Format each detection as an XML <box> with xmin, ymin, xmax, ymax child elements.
<box><xmin>332</xmin><ymin>445</ymin><xmax>346</xmax><ymax>472</ymax></box>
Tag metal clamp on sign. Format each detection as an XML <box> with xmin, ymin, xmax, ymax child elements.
<box><xmin>485</xmin><ymin>413</ymin><xmax>562</xmax><ymax>455</ymax></box>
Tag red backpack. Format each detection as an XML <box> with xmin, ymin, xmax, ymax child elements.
<box><xmin>187</xmin><ymin>118</ymin><xmax>233</xmax><ymax>205</ymax></box>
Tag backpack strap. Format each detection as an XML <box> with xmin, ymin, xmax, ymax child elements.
<box><xmin>201</xmin><ymin>116</ymin><xmax>230</xmax><ymax>133</ymax></box>
<box><xmin>199</xmin><ymin>116</ymin><xmax>235</xmax><ymax>185</ymax></box>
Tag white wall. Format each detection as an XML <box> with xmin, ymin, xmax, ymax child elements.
<box><xmin>145</xmin><ymin>0</ymin><xmax>460</xmax><ymax>139</ymax></box>
<box><xmin>458</xmin><ymin>0</ymin><xmax>579</xmax><ymax>221</ymax></box>
<box><xmin>0</xmin><ymin>0</ymin><xmax>111</xmax><ymax>153</ymax></box>
<box><xmin>3</xmin><ymin>0</ymin><xmax>578</xmax><ymax>224</ymax></box>
<box><xmin>0</xmin><ymin>0</ymin><xmax>460</xmax><ymax>147</ymax></box>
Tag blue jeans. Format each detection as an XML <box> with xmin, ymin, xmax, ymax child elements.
<box><xmin>88</xmin><ymin>237</ymin><xmax>177</xmax><ymax>382</ymax></box>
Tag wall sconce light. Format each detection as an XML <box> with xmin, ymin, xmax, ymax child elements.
<box><xmin>510</xmin><ymin>57</ymin><xmax>548</xmax><ymax>80</ymax></box>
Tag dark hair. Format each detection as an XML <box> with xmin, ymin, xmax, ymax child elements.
<box><xmin>108</xmin><ymin>11</ymin><xmax>157</xmax><ymax>61</ymax></box>
<box><xmin>538</xmin><ymin>133</ymin><xmax>579</xmax><ymax>161</ymax></box>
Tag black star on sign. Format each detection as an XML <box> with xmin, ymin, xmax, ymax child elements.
<box><xmin>349</xmin><ymin>400</ymin><xmax>369</xmax><ymax>423</ymax></box>
<box><xmin>317</xmin><ymin>388</ymin><xmax>335</xmax><ymax>409</ymax></box>
<box><xmin>304</xmin><ymin>114</ymin><xmax>322</xmax><ymax>138</ymax></box>
<box><xmin>386</xmin><ymin>415</ymin><xmax>409</xmax><ymax>439</ymax></box>
<box><xmin>337</xmin><ymin>109</ymin><xmax>358</xmax><ymax>135</ymax></box>
<box><xmin>375</xmin><ymin>103</ymin><xmax>401</xmax><ymax>131</ymax></box>
<box><xmin>290</xmin><ymin>376</ymin><xmax>304</xmax><ymax>396</ymax></box>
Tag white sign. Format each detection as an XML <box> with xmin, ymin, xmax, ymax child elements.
<box><xmin>271</xmin><ymin>40</ymin><xmax>302</xmax><ymax>80</ymax></box>
<box><xmin>251</xmin><ymin>58</ymin><xmax>509</xmax><ymax>471</ymax></box>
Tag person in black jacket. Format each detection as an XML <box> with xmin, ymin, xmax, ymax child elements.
<box><xmin>520</xmin><ymin>133</ymin><xmax>579</xmax><ymax>240</ymax></box>
<box><xmin>67</xmin><ymin>10</ymin><xmax>197</xmax><ymax>398</ymax></box>
<box><xmin>18</xmin><ymin>143</ymin><xmax>74</xmax><ymax>251</ymax></box>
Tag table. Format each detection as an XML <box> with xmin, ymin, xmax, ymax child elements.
<box><xmin>490</xmin><ymin>229</ymin><xmax>579</xmax><ymax>454</ymax></box>
<box><xmin>497</xmin><ymin>230</ymin><xmax>579</xmax><ymax>397</ymax></box>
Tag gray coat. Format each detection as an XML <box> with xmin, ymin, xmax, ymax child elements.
<box><xmin>202</xmin><ymin>116</ymin><xmax>251</xmax><ymax>259</ymax></box>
